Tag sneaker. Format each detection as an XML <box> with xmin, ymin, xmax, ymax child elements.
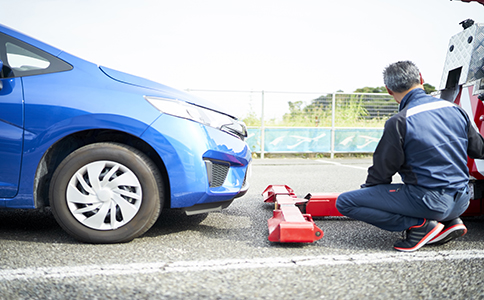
<box><xmin>427</xmin><ymin>218</ymin><xmax>467</xmax><ymax>245</ymax></box>
<box><xmin>394</xmin><ymin>219</ymin><xmax>444</xmax><ymax>252</ymax></box>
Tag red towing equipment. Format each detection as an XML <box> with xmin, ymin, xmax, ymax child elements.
<box><xmin>262</xmin><ymin>185</ymin><xmax>340</xmax><ymax>243</ymax></box>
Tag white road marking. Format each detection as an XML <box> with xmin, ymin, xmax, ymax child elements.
<box><xmin>1</xmin><ymin>250</ymin><xmax>483</xmax><ymax>281</ymax></box>
<box><xmin>316</xmin><ymin>159</ymin><xmax>369</xmax><ymax>170</ymax></box>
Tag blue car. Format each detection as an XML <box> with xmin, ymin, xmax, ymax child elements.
<box><xmin>0</xmin><ymin>24</ymin><xmax>251</xmax><ymax>243</ymax></box>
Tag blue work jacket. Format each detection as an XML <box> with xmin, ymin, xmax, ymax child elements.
<box><xmin>365</xmin><ymin>88</ymin><xmax>484</xmax><ymax>190</ymax></box>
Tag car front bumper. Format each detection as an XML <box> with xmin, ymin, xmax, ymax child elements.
<box><xmin>141</xmin><ymin>114</ymin><xmax>252</xmax><ymax>209</ymax></box>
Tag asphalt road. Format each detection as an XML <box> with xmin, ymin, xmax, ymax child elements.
<box><xmin>1</xmin><ymin>158</ymin><xmax>484</xmax><ymax>299</ymax></box>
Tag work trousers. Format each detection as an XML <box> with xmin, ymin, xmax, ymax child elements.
<box><xmin>336</xmin><ymin>184</ymin><xmax>470</xmax><ymax>232</ymax></box>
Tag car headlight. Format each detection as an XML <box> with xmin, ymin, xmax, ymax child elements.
<box><xmin>144</xmin><ymin>96</ymin><xmax>247</xmax><ymax>140</ymax></box>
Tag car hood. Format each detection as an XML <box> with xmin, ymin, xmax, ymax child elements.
<box><xmin>99</xmin><ymin>66</ymin><xmax>231</xmax><ymax>117</ymax></box>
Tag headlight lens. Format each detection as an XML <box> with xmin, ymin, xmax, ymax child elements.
<box><xmin>145</xmin><ymin>96</ymin><xmax>247</xmax><ymax>140</ymax></box>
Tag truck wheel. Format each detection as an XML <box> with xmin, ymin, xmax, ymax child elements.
<box><xmin>49</xmin><ymin>142</ymin><xmax>163</xmax><ymax>243</ymax></box>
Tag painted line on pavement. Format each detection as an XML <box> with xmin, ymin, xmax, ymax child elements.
<box><xmin>316</xmin><ymin>159</ymin><xmax>369</xmax><ymax>170</ymax></box>
<box><xmin>1</xmin><ymin>250</ymin><xmax>484</xmax><ymax>281</ymax></box>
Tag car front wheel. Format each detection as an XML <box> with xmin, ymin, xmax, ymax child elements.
<box><xmin>49</xmin><ymin>142</ymin><xmax>163</xmax><ymax>243</ymax></box>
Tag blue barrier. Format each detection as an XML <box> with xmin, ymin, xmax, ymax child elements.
<box><xmin>246</xmin><ymin>127</ymin><xmax>383</xmax><ymax>153</ymax></box>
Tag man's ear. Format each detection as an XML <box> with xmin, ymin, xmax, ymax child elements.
<box><xmin>385</xmin><ymin>86</ymin><xmax>393</xmax><ymax>95</ymax></box>
<box><xmin>419</xmin><ymin>73</ymin><xmax>424</xmax><ymax>85</ymax></box>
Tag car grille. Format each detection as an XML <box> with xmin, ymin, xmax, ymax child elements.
<box><xmin>205</xmin><ymin>160</ymin><xmax>230</xmax><ymax>188</ymax></box>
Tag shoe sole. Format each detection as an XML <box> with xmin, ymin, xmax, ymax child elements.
<box><xmin>394</xmin><ymin>222</ymin><xmax>444</xmax><ymax>252</ymax></box>
<box><xmin>427</xmin><ymin>224</ymin><xmax>467</xmax><ymax>245</ymax></box>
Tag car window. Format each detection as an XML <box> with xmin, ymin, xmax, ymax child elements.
<box><xmin>6</xmin><ymin>42</ymin><xmax>50</xmax><ymax>71</ymax></box>
<box><xmin>0</xmin><ymin>32</ymin><xmax>72</xmax><ymax>78</ymax></box>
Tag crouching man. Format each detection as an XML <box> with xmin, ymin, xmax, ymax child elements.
<box><xmin>336</xmin><ymin>61</ymin><xmax>484</xmax><ymax>252</ymax></box>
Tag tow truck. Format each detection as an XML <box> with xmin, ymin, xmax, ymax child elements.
<box><xmin>263</xmin><ymin>0</ymin><xmax>484</xmax><ymax>243</ymax></box>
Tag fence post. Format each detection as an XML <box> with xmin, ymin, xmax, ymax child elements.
<box><xmin>260</xmin><ymin>90</ymin><xmax>265</xmax><ymax>159</ymax></box>
<box><xmin>331</xmin><ymin>92</ymin><xmax>336</xmax><ymax>159</ymax></box>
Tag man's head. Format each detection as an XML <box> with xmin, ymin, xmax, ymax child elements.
<box><xmin>383</xmin><ymin>61</ymin><xmax>424</xmax><ymax>103</ymax></box>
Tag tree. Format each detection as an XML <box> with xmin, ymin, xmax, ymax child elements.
<box><xmin>354</xmin><ymin>84</ymin><xmax>437</xmax><ymax>94</ymax></box>
<box><xmin>353</xmin><ymin>86</ymin><xmax>387</xmax><ymax>93</ymax></box>
<box><xmin>423</xmin><ymin>83</ymin><xmax>436</xmax><ymax>94</ymax></box>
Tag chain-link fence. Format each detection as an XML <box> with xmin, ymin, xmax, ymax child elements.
<box><xmin>187</xmin><ymin>89</ymin><xmax>399</xmax><ymax>158</ymax></box>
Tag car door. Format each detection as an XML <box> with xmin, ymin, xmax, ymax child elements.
<box><xmin>0</xmin><ymin>32</ymin><xmax>72</xmax><ymax>198</ymax></box>
<box><xmin>0</xmin><ymin>40</ymin><xmax>24</xmax><ymax>198</ymax></box>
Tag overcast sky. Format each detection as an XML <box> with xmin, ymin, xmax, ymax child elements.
<box><xmin>1</xmin><ymin>0</ymin><xmax>483</xmax><ymax>94</ymax></box>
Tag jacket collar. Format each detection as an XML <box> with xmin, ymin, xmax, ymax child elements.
<box><xmin>398</xmin><ymin>88</ymin><xmax>426</xmax><ymax>111</ymax></box>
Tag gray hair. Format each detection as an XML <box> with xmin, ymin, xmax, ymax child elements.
<box><xmin>383</xmin><ymin>61</ymin><xmax>421</xmax><ymax>93</ymax></box>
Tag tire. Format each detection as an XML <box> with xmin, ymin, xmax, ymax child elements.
<box><xmin>49</xmin><ymin>142</ymin><xmax>163</xmax><ymax>243</ymax></box>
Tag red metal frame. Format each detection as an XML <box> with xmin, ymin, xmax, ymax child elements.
<box><xmin>302</xmin><ymin>193</ymin><xmax>343</xmax><ymax>217</ymax></box>
<box><xmin>449</xmin><ymin>84</ymin><xmax>484</xmax><ymax>217</ymax></box>
<box><xmin>263</xmin><ymin>185</ymin><xmax>323</xmax><ymax>243</ymax></box>
<box><xmin>462</xmin><ymin>197</ymin><xmax>483</xmax><ymax>216</ymax></box>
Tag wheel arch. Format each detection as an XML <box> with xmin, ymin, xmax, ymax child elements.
<box><xmin>34</xmin><ymin>129</ymin><xmax>170</xmax><ymax>209</ymax></box>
